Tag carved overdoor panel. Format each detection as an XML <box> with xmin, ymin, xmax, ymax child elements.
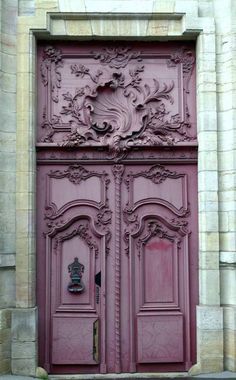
<box><xmin>37</xmin><ymin>42</ymin><xmax>198</xmax><ymax>374</ymax></box>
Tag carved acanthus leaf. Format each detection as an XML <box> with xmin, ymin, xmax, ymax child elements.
<box><xmin>60</xmin><ymin>67</ymin><xmax>194</xmax><ymax>156</ymax></box>
<box><xmin>94</xmin><ymin>46</ymin><xmax>142</xmax><ymax>69</ymax></box>
<box><xmin>40</xmin><ymin>46</ymin><xmax>63</xmax><ymax>103</ymax></box>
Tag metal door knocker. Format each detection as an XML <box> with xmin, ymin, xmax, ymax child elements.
<box><xmin>67</xmin><ymin>257</ymin><xmax>85</xmax><ymax>294</ymax></box>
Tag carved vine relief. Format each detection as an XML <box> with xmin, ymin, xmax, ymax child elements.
<box><xmin>39</xmin><ymin>46</ymin><xmax>196</xmax><ymax>159</ymax></box>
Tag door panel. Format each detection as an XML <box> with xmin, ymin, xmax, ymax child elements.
<box><xmin>37</xmin><ymin>41</ymin><xmax>198</xmax><ymax>374</ymax></box>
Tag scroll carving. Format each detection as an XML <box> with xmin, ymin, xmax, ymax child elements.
<box><xmin>125</xmin><ymin>164</ymin><xmax>177</xmax><ymax>189</ymax></box>
<box><xmin>136</xmin><ymin>218</ymin><xmax>189</xmax><ymax>255</ymax></box>
<box><xmin>54</xmin><ymin>222</ymin><xmax>99</xmax><ymax>258</ymax></box>
<box><xmin>40</xmin><ymin>46</ymin><xmax>63</xmax><ymax>103</ymax></box>
<box><xmin>61</xmin><ymin>67</ymin><xmax>193</xmax><ymax>158</ymax></box>
<box><xmin>94</xmin><ymin>46</ymin><xmax>142</xmax><ymax>69</ymax></box>
<box><xmin>39</xmin><ymin>45</ymin><xmax>196</xmax><ymax>153</ymax></box>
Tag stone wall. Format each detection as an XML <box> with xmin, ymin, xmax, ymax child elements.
<box><xmin>0</xmin><ymin>0</ymin><xmax>235</xmax><ymax>376</ymax></box>
<box><xmin>0</xmin><ymin>0</ymin><xmax>18</xmax><ymax>373</ymax></box>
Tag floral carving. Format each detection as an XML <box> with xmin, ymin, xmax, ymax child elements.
<box><xmin>71</xmin><ymin>64</ymin><xmax>103</xmax><ymax>83</ymax></box>
<box><xmin>125</xmin><ymin>164</ymin><xmax>177</xmax><ymax>189</ymax></box>
<box><xmin>94</xmin><ymin>46</ymin><xmax>142</xmax><ymax>69</ymax></box>
<box><xmin>60</xmin><ymin>65</ymin><xmax>194</xmax><ymax>158</ymax></box>
<box><xmin>40</xmin><ymin>46</ymin><xmax>63</xmax><ymax>103</ymax></box>
<box><xmin>40</xmin><ymin>46</ymin><xmax>195</xmax><ymax>154</ymax></box>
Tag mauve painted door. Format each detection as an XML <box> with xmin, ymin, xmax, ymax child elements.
<box><xmin>37</xmin><ymin>41</ymin><xmax>198</xmax><ymax>374</ymax></box>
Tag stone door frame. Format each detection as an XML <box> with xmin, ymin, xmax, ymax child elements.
<box><xmin>13</xmin><ymin>6</ymin><xmax>223</xmax><ymax>376</ymax></box>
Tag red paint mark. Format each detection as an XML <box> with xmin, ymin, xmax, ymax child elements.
<box><xmin>146</xmin><ymin>241</ymin><xmax>171</xmax><ymax>250</ymax></box>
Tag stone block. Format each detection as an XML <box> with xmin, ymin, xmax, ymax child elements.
<box><xmin>198</xmin><ymin>171</ymin><xmax>218</xmax><ymax>192</ymax></box>
<box><xmin>199</xmin><ymin>232</ymin><xmax>219</xmax><ymax>252</ymax></box>
<box><xmin>197</xmin><ymin>306</ymin><xmax>223</xmax><ymax>330</ymax></box>
<box><xmin>199</xmin><ymin>251</ymin><xmax>219</xmax><ymax>270</ymax></box>
<box><xmin>198</xmin><ymin>131</ymin><xmax>217</xmax><ymax>152</ymax></box>
<box><xmin>219</xmin><ymin>211</ymin><xmax>229</xmax><ymax>232</ymax></box>
<box><xmin>0</xmin><ymin>309</ymin><xmax>11</xmax><ymax>330</ymax></box>
<box><xmin>220</xmin><ymin>268</ymin><xmax>236</xmax><ymax>305</ymax></box>
<box><xmin>65</xmin><ymin>20</ymin><xmax>92</xmax><ymax>37</ymax></box>
<box><xmin>58</xmin><ymin>0</ymin><xmax>86</xmax><ymax>12</ymax></box>
<box><xmin>0</xmin><ymin>269</ymin><xmax>16</xmax><ymax>308</ymax></box>
<box><xmin>199</xmin><ymin>211</ymin><xmax>219</xmax><ymax>232</ymax></box>
<box><xmin>0</xmin><ymin>254</ymin><xmax>16</xmax><ymax>268</ymax></box>
<box><xmin>199</xmin><ymin>269</ymin><xmax>220</xmax><ymax>305</ymax></box>
<box><xmin>220</xmin><ymin>232</ymin><xmax>236</xmax><ymax>251</ymax></box>
<box><xmin>0</xmin><ymin>340</ymin><xmax>11</xmax><ymax>358</ymax></box>
<box><xmin>198</xmin><ymin>151</ymin><xmax>218</xmax><ymax>171</ymax></box>
<box><xmin>12</xmin><ymin>341</ymin><xmax>37</xmax><ymax>359</ymax></box>
<box><xmin>0</xmin><ymin>358</ymin><xmax>11</xmax><ymax>374</ymax></box>
<box><xmin>200</xmin><ymin>357</ymin><xmax>224</xmax><ymax>373</ymax></box>
<box><xmin>198</xmin><ymin>329</ymin><xmax>224</xmax><ymax>357</ymax></box>
<box><xmin>219</xmin><ymin>171</ymin><xmax>236</xmax><ymax>191</ymax></box>
<box><xmin>12</xmin><ymin>308</ymin><xmax>37</xmax><ymax>342</ymax></box>
<box><xmin>12</xmin><ymin>357</ymin><xmax>37</xmax><ymax>376</ymax></box>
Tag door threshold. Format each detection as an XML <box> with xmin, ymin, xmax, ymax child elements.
<box><xmin>49</xmin><ymin>373</ymin><xmax>189</xmax><ymax>379</ymax></box>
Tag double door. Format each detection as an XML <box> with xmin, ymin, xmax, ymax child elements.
<box><xmin>37</xmin><ymin>160</ymin><xmax>198</xmax><ymax>374</ymax></box>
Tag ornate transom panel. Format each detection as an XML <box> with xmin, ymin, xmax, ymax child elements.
<box><xmin>37</xmin><ymin>42</ymin><xmax>196</xmax><ymax>159</ymax></box>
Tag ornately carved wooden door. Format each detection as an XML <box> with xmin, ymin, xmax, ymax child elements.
<box><xmin>37</xmin><ymin>42</ymin><xmax>198</xmax><ymax>374</ymax></box>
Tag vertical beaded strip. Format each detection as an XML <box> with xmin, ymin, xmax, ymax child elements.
<box><xmin>112</xmin><ymin>164</ymin><xmax>124</xmax><ymax>373</ymax></box>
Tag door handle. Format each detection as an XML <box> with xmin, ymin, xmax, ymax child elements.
<box><xmin>67</xmin><ymin>257</ymin><xmax>85</xmax><ymax>294</ymax></box>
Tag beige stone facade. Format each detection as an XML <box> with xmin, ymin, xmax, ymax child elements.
<box><xmin>0</xmin><ymin>0</ymin><xmax>235</xmax><ymax>376</ymax></box>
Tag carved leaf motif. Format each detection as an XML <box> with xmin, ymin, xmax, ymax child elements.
<box><xmin>43</xmin><ymin>47</ymin><xmax>196</xmax><ymax>154</ymax></box>
<box><xmin>94</xmin><ymin>46</ymin><xmax>142</xmax><ymax>69</ymax></box>
<box><xmin>40</xmin><ymin>46</ymin><xmax>63</xmax><ymax>103</ymax></box>
<box><xmin>125</xmin><ymin>164</ymin><xmax>177</xmax><ymax>189</ymax></box>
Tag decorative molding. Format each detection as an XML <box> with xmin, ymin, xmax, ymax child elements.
<box><xmin>93</xmin><ymin>46</ymin><xmax>142</xmax><ymax>69</ymax></box>
<box><xmin>40</xmin><ymin>46</ymin><xmax>63</xmax><ymax>103</ymax></box>
<box><xmin>137</xmin><ymin>220</ymin><xmax>182</xmax><ymax>255</ymax></box>
<box><xmin>49</xmin><ymin>164</ymin><xmax>104</xmax><ymax>184</ymax></box>
<box><xmin>124</xmin><ymin>164</ymin><xmax>177</xmax><ymax>190</ymax></box>
<box><xmin>112</xmin><ymin>164</ymin><xmax>124</xmax><ymax>372</ymax></box>
<box><xmin>54</xmin><ymin>222</ymin><xmax>99</xmax><ymax>258</ymax></box>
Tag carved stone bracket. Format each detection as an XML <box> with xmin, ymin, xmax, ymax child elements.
<box><xmin>40</xmin><ymin>46</ymin><xmax>63</xmax><ymax>103</ymax></box>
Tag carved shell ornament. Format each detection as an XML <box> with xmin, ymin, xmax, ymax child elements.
<box><xmin>40</xmin><ymin>46</ymin><xmax>196</xmax><ymax>158</ymax></box>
